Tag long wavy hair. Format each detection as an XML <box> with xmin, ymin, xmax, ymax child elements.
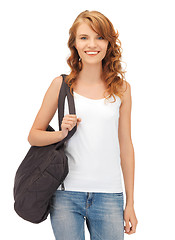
<box><xmin>65</xmin><ymin>10</ymin><xmax>127</xmax><ymax>102</ymax></box>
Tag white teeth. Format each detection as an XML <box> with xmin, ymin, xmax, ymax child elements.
<box><xmin>85</xmin><ymin>51</ymin><xmax>99</xmax><ymax>54</ymax></box>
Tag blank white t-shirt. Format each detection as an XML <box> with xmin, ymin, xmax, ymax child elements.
<box><xmin>57</xmin><ymin>90</ymin><xmax>123</xmax><ymax>193</ymax></box>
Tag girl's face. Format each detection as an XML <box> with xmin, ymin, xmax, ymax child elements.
<box><xmin>75</xmin><ymin>22</ymin><xmax>109</xmax><ymax>65</ymax></box>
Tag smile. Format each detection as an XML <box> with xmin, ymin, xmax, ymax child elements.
<box><xmin>85</xmin><ymin>51</ymin><xmax>100</xmax><ymax>56</ymax></box>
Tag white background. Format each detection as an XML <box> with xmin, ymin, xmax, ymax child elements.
<box><xmin>1</xmin><ymin>0</ymin><xmax>175</xmax><ymax>239</ymax></box>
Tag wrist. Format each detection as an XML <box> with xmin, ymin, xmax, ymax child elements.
<box><xmin>60</xmin><ymin>130</ymin><xmax>68</xmax><ymax>140</ymax></box>
<box><xmin>60</xmin><ymin>130</ymin><xmax>64</xmax><ymax>140</ymax></box>
<box><xmin>126</xmin><ymin>199</ymin><xmax>134</xmax><ymax>207</ymax></box>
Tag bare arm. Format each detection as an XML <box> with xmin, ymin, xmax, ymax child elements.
<box><xmin>118</xmin><ymin>81</ymin><xmax>135</xmax><ymax>206</ymax></box>
<box><xmin>27</xmin><ymin>76</ymin><xmax>64</xmax><ymax>146</ymax></box>
<box><xmin>118</xmin><ymin>81</ymin><xmax>138</xmax><ymax>234</ymax></box>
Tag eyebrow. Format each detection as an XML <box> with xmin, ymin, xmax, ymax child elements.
<box><xmin>78</xmin><ymin>34</ymin><xmax>99</xmax><ymax>36</ymax></box>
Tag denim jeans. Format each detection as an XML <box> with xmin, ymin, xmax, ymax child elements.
<box><xmin>49</xmin><ymin>190</ymin><xmax>124</xmax><ymax>240</ymax></box>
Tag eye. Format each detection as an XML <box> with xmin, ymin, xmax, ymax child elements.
<box><xmin>80</xmin><ymin>36</ymin><xmax>104</xmax><ymax>40</ymax></box>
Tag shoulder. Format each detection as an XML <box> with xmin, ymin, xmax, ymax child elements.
<box><xmin>42</xmin><ymin>75</ymin><xmax>64</xmax><ymax>103</ymax></box>
<box><xmin>47</xmin><ymin>75</ymin><xmax>64</xmax><ymax>96</ymax></box>
<box><xmin>51</xmin><ymin>75</ymin><xmax>63</xmax><ymax>89</ymax></box>
<box><xmin>120</xmin><ymin>80</ymin><xmax>131</xmax><ymax>106</ymax></box>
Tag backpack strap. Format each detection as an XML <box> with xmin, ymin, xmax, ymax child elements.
<box><xmin>57</xmin><ymin>74</ymin><xmax>77</xmax><ymax>191</ymax></box>
<box><xmin>55</xmin><ymin>74</ymin><xmax>77</xmax><ymax>150</ymax></box>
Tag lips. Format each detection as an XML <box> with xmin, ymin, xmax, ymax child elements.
<box><xmin>85</xmin><ymin>51</ymin><xmax>100</xmax><ymax>55</ymax></box>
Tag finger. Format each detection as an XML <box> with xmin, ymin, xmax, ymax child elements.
<box><xmin>62</xmin><ymin>123</ymin><xmax>71</xmax><ymax>129</ymax></box>
<box><xmin>127</xmin><ymin>226</ymin><xmax>136</xmax><ymax>235</ymax></box>
<box><xmin>66</xmin><ymin>114</ymin><xmax>77</xmax><ymax>118</ymax></box>
<box><xmin>124</xmin><ymin>226</ymin><xmax>131</xmax><ymax>234</ymax></box>
<box><xmin>64</xmin><ymin>119</ymin><xmax>74</xmax><ymax>123</ymax></box>
<box><xmin>63</xmin><ymin>118</ymin><xmax>76</xmax><ymax>125</ymax></box>
<box><xmin>66</xmin><ymin>117</ymin><xmax>77</xmax><ymax>123</ymax></box>
<box><xmin>130</xmin><ymin>221</ymin><xmax>137</xmax><ymax>233</ymax></box>
<box><xmin>124</xmin><ymin>220</ymin><xmax>130</xmax><ymax>233</ymax></box>
<box><xmin>131</xmin><ymin>224</ymin><xmax>136</xmax><ymax>233</ymax></box>
<box><xmin>64</xmin><ymin>117</ymin><xmax>76</xmax><ymax>121</ymax></box>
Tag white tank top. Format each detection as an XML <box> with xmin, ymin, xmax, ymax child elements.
<box><xmin>57</xmin><ymin>90</ymin><xmax>123</xmax><ymax>193</ymax></box>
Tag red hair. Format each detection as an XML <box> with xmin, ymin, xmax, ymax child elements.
<box><xmin>65</xmin><ymin>10</ymin><xmax>127</xmax><ymax>102</ymax></box>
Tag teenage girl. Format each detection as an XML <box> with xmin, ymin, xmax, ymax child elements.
<box><xmin>28</xmin><ymin>10</ymin><xmax>138</xmax><ymax>240</ymax></box>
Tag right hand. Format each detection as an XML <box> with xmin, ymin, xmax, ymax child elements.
<box><xmin>61</xmin><ymin>114</ymin><xmax>81</xmax><ymax>138</ymax></box>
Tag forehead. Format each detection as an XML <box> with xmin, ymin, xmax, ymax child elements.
<box><xmin>76</xmin><ymin>22</ymin><xmax>98</xmax><ymax>36</ymax></box>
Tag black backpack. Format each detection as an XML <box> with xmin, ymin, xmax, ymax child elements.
<box><xmin>13</xmin><ymin>74</ymin><xmax>76</xmax><ymax>223</ymax></box>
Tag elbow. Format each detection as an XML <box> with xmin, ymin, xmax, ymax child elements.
<box><xmin>27</xmin><ymin>130</ymin><xmax>34</xmax><ymax>146</ymax></box>
<box><xmin>27</xmin><ymin>134</ymin><xmax>32</xmax><ymax>146</ymax></box>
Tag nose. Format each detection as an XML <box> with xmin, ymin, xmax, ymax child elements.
<box><xmin>87</xmin><ymin>38</ymin><xmax>98</xmax><ymax>48</ymax></box>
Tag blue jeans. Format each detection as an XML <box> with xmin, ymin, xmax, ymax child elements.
<box><xmin>50</xmin><ymin>190</ymin><xmax>124</xmax><ymax>240</ymax></box>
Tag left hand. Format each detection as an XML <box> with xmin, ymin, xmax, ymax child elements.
<box><xmin>124</xmin><ymin>204</ymin><xmax>138</xmax><ymax>234</ymax></box>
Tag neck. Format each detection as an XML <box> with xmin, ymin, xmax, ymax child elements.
<box><xmin>77</xmin><ymin>61</ymin><xmax>104</xmax><ymax>85</ymax></box>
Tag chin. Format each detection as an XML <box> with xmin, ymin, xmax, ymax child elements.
<box><xmin>83</xmin><ymin>59</ymin><xmax>103</xmax><ymax>65</ymax></box>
